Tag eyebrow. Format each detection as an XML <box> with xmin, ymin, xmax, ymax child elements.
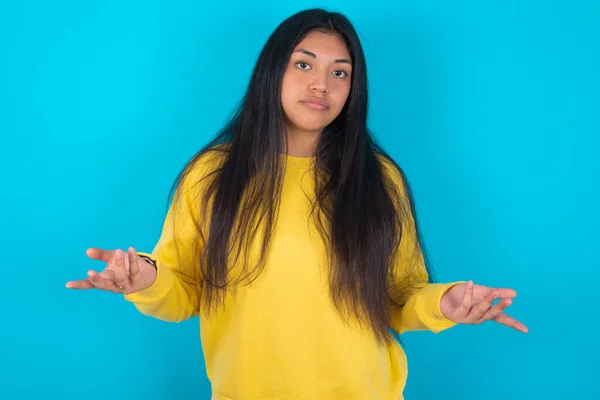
<box><xmin>293</xmin><ymin>49</ymin><xmax>352</xmax><ymax>65</ymax></box>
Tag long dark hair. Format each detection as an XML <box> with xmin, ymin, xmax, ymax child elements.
<box><xmin>168</xmin><ymin>8</ymin><xmax>434</xmax><ymax>344</ymax></box>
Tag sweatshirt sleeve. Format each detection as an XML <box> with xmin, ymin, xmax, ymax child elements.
<box><xmin>381</xmin><ymin>158</ymin><xmax>462</xmax><ymax>334</ymax></box>
<box><xmin>124</xmin><ymin>164</ymin><xmax>208</xmax><ymax>322</ymax></box>
<box><xmin>392</xmin><ymin>281</ymin><xmax>462</xmax><ymax>334</ymax></box>
<box><xmin>389</xmin><ymin>215</ymin><xmax>462</xmax><ymax>334</ymax></box>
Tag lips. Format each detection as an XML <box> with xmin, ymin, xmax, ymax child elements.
<box><xmin>300</xmin><ymin>99</ymin><xmax>329</xmax><ymax>111</ymax></box>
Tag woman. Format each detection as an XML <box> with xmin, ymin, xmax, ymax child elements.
<box><xmin>66</xmin><ymin>8</ymin><xmax>527</xmax><ymax>399</ymax></box>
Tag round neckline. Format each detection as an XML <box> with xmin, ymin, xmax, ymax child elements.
<box><xmin>283</xmin><ymin>154</ymin><xmax>315</xmax><ymax>171</ymax></box>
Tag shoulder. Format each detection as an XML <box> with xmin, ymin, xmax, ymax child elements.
<box><xmin>374</xmin><ymin>152</ymin><xmax>408</xmax><ymax>197</ymax></box>
<box><xmin>177</xmin><ymin>143</ymin><xmax>230</xmax><ymax>197</ymax></box>
<box><xmin>189</xmin><ymin>143</ymin><xmax>229</xmax><ymax>176</ymax></box>
<box><xmin>186</xmin><ymin>143</ymin><xmax>229</xmax><ymax>180</ymax></box>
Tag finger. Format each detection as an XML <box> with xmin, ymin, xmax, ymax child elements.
<box><xmin>472</xmin><ymin>286</ymin><xmax>517</xmax><ymax>302</ymax></box>
<box><xmin>86</xmin><ymin>248</ymin><xmax>115</xmax><ymax>262</ymax></box>
<box><xmin>493</xmin><ymin>288</ymin><xmax>517</xmax><ymax>299</ymax></box>
<box><xmin>468</xmin><ymin>290</ymin><xmax>498</xmax><ymax>322</ymax></box>
<box><xmin>87</xmin><ymin>270</ymin><xmax>119</xmax><ymax>292</ymax></box>
<box><xmin>113</xmin><ymin>249</ymin><xmax>131</xmax><ymax>291</ymax></box>
<box><xmin>480</xmin><ymin>298</ymin><xmax>512</xmax><ymax>322</ymax></box>
<box><xmin>128</xmin><ymin>247</ymin><xmax>142</xmax><ymax>288</ymax></box>
<box><xmin>123</xmin><ymin>248</ymin><xmax>131</xmax><ymax>276</ymax></box>
<box><xmin>459</xmin><ymin>280</ymin><xmax>474</xmax><ymax>315</ymax></box>
<box><xmin>66</xmin><ymin>279</ymin><xmax>95</xmax><ymax>289</ymax></box>
<box><xmin>493</xmin><ymin>312</ymin><xmax>529</xmax><ymax>334</ymax></box>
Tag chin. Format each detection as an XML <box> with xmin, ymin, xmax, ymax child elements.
<box><xmin>293</xmin><ymin>117</ymin><xmax>329</xmax><ymax>133</ymax></box>
<box><xmin>299</xmin><ymin>124</ymin><xmax>326</xmax><ymax>133</ymax></box>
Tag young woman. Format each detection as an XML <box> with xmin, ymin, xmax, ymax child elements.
<box><xmin>66</xmin><ymin>8</ymin><xmax>528</xmax><ymax>399</ymax></box>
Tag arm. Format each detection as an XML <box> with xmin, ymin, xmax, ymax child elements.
<box><xmin>124</xmin><ymin>168</ymin><xmax>206</xmax><ymax>322</ymax></box>
<box><xmin>381</xmin><ymin>158</ymin><xmax>462</xmax><ymax>334</ymax></box>
<box><xmin>389</xmin><ymin>218</ymin><xmax>463</xmax><ymax>334</ymax></box>
<box><xmin>380</xmin><ymin>158</ymin><xmax>527</xmax><ymax>335</ymax></box>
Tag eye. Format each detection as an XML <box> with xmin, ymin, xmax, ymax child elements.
<box><xmin>333</xmin><ymin>70</ymin><xmax>349</xmax><ymax>79</ymax></box>
<box><xmin>295</xmin><ymin>61</ymin><xmax>311</xmax><ymax>70</ymax></box>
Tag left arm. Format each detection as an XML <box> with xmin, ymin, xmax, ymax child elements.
<box><xmin>387</xmin><ymin>191</ymin><xmax>463</xmax><ymax>334</ymax></box>
<box><xmin>388</xmin><ymin>217</ymin><xmax>528</xmax><ymax>335</ymax></box>
<box><xmin>388</xmin><ymin>219</ymin><xmax>528</xmax><ymax>335</ymax></box>
<box><xmin>388</xmin><ymin>218</ymin><xmax>463</xmax><ymax>334</ymax></box>
<box><xmin>390</xmin><ymin>243</ymin><xmax>529</xmax><ymax>335</ymax></box>
<box><xmin>383</xmin><ymin>158</ymin><xmax>528</xmax><ymax>335</ymax></box>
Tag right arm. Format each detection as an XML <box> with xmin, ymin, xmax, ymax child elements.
<box><xmin>67</xmin><ymin>165</ymin><xmax>207</xmax><ymax>322</ymax></box>
<box><xmin>124</xmin><ymin>170</ymin><xmax>205</xmax><ymax>322</ymax></box>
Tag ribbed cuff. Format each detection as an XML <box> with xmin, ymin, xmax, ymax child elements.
<box><xmin>415</xmin><ymin>282</ymin><xmax>464</xmax><ymax>333</ymax></box>
<box><xmin>124</xmin><ymin>252</ymin><xmax>174</xmax><ymax>303</ymax></box>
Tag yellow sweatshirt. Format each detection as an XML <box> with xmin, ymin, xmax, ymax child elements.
<box><xmin>125</xmin><ymin>150</ymin><xmax>459</xmax><ymax>399</ymax></box>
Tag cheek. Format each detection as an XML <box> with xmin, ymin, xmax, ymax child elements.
<box><xmin>330</xmin><ymin>82</ymin><xmax>351</xmax><ymax>115</ymax></box>
<box><xmin>281</xmin><ymin>73</ymin><xmax>311</xmax><ymax>123</ymax></box>
<box><xmin>280</xmin><ymin>78</ymin><xmax>293</xmax><ymax>111</ymax></box>
<box><xmin>281</xmin><ymin>69</ymin><xmax>303</xmax><ymax>102</ymax></box>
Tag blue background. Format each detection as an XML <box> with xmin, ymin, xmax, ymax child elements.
<box><xmin>1</xmin><ymin>0</ymin><xmax>597</xmax><ymax>399</ymax></box>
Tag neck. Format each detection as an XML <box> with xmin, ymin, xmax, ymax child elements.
<box><xmin>286</xmin><ymin>127</ymin><xmax>321</xmax><ymax>157</ymax></box>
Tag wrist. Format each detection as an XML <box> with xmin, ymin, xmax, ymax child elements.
<box><xmin>440</xmin><ymin>282</ymin><xmax>465</xmax><ymax>319</ymax></box>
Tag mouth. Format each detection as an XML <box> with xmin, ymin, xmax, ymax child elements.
<box><xmin>300</xmin><ymin>99</ymin><xmax>329</xmax><ymax>111</ymax></box>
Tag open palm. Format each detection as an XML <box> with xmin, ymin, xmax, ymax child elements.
<box><xmin>440</xmin><ymin>280</ymin><xmax>528</xmax><ymax>333</ymax></box>
<box><xmin>66</xmin><ymin>247</ymin><xmax>156</xmax><ymax>295</ymax></box>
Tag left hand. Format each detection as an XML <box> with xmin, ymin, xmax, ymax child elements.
<box><xmin>440</xmin><ymin>280</ymin><xmax>528</xmax><ymax>333</ymax></box>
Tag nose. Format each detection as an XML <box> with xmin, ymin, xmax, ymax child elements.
<box><xmin>309</xmin><ymin>75</ymin><xmax>328</xmax><ymax>94</ymax></box>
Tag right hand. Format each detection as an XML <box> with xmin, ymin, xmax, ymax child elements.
<box><xmin>66</xmin><ymin>247</ymin><xmax>157</xmax><ymax>295</ymax></box>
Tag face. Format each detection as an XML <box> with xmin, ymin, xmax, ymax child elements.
<box><xmin>281</xmin><ymin>30</ymin><xmax>353</xmax><ymax>137</ymax></box>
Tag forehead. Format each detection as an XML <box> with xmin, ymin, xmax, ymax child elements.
<box><xmin>293</xmin><ymin>31</ymin><xmax>350</xmax><ymax>59</ymax></box>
